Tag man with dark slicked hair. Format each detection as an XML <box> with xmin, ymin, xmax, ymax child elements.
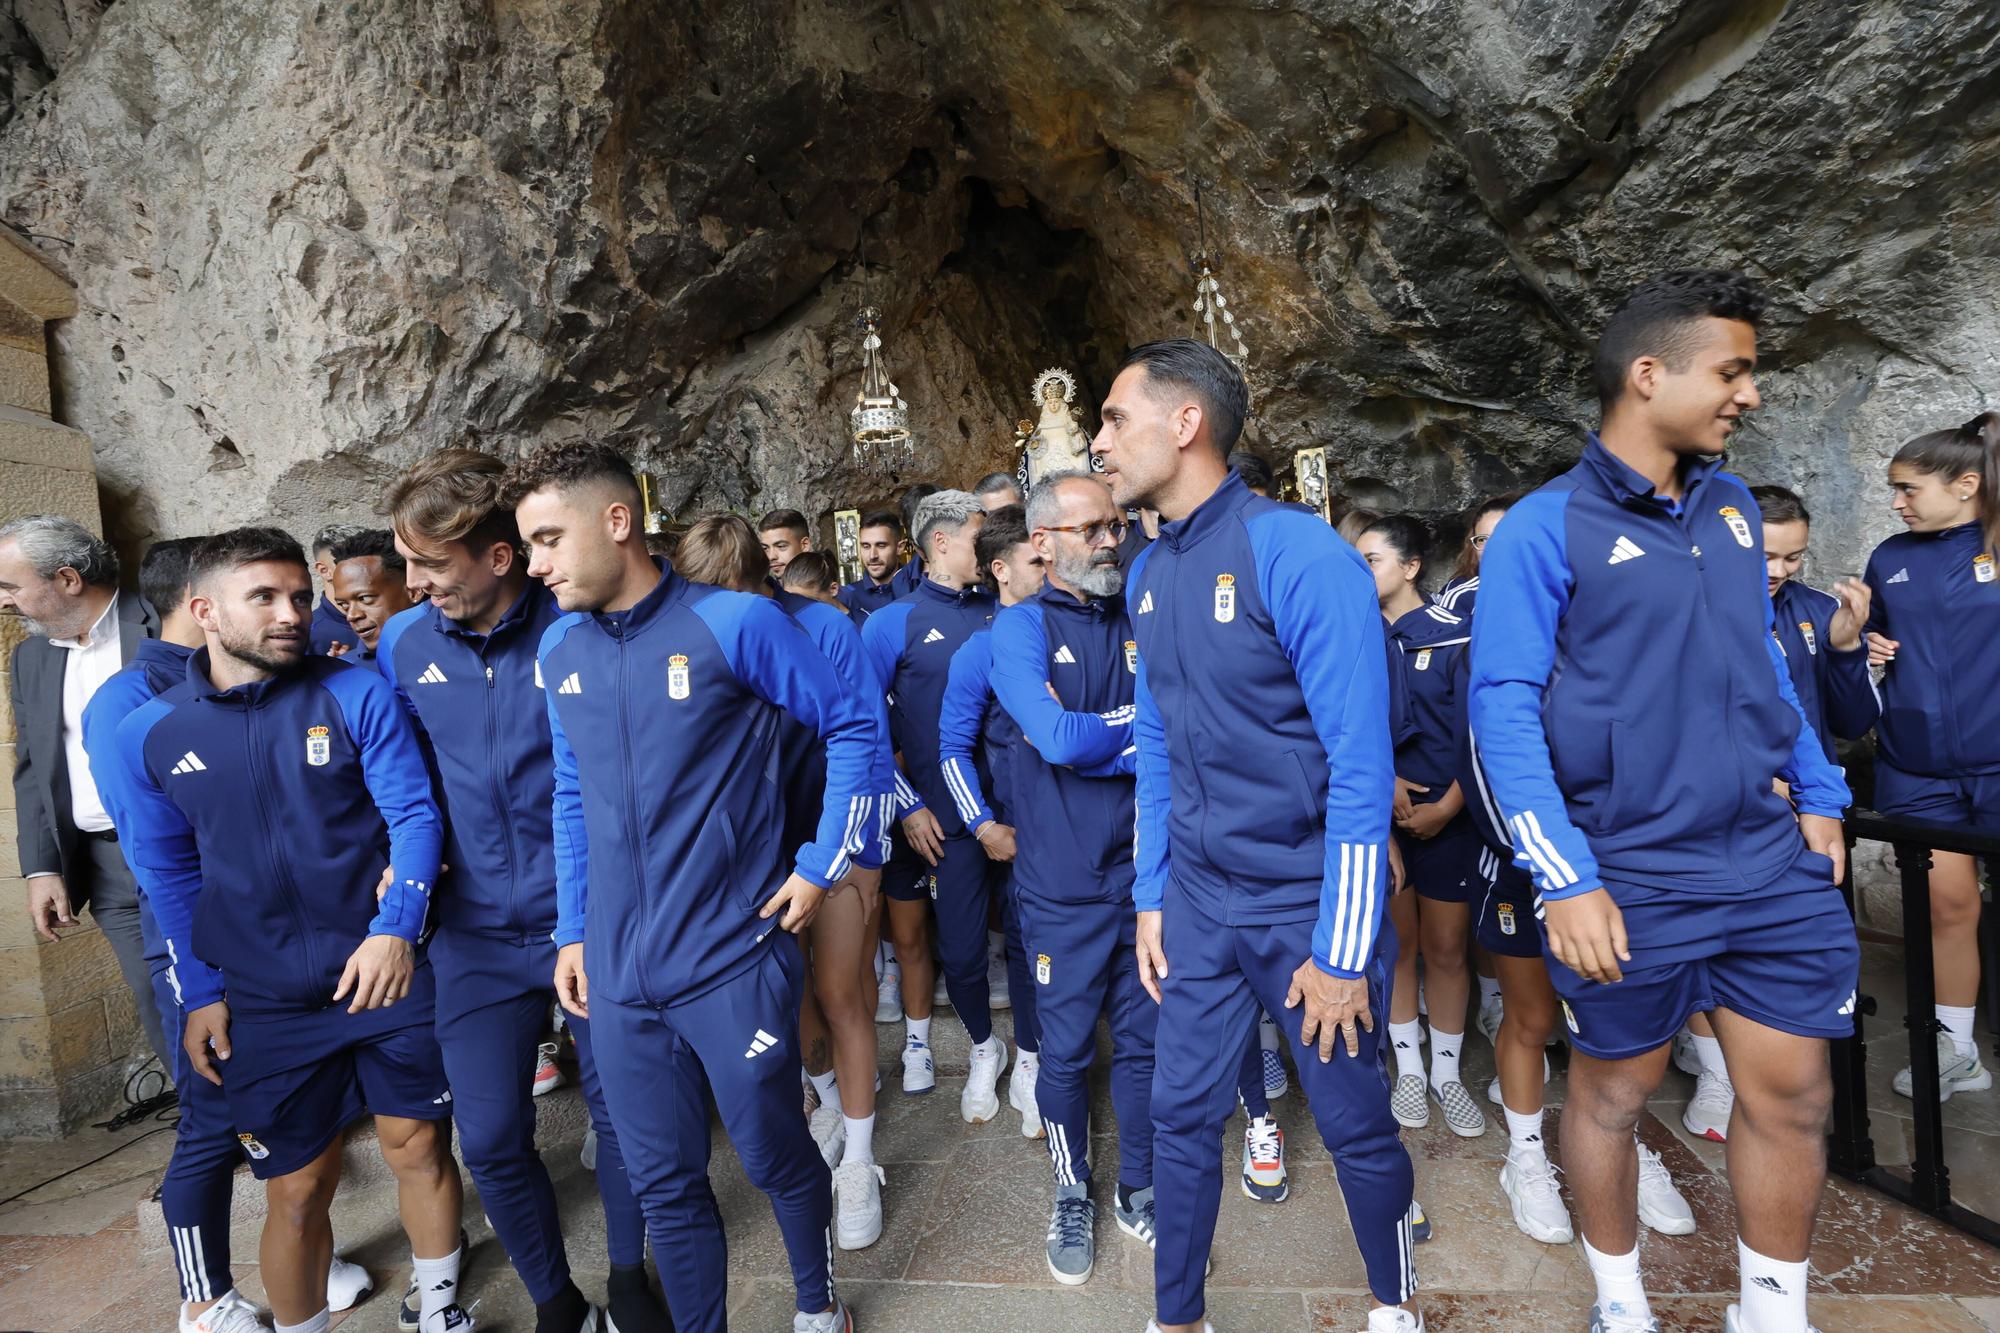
<box><xmin>1472</xmin><ymin>270</ymin><xmax>1854</xmax><ymax>1333</ymax></box>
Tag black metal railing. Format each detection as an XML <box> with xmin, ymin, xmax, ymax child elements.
<box><xmin>1830</xmin><ymin>809</ymin><xmax>2000</xmax><ymax>1248</ymax></box>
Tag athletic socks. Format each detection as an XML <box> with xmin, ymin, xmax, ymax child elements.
<box><xmin>907</xmin><ymin>1015</ymin><xmax>932</xmax><ymax>1048</ymax></box>
<box><xmin>807</xmin><ymin>1068</ymin><xmax>842</xmax><ymax>1113</ymax></box>
<box><xmin>1503</xmin><ymin>1105</ymin><xmax>1546</xmax><ymax>1157</ymax></box>
<box><xmin>411</xmin><ymin>1247</ymin><xmax>462</xmax><ymax>1329</ymax></box>
<box><xmin>1477</xmin><ymin>974</ymin><xmax>1502</xmax><ymax>1007</ymax></box>
<box><xmin>1691</xmin><ymin>1031</ymin><xmax>1728</xmax><ymax>1078</ymax></box>
<box><xmin>1582</xmin><ymin>1237</ymin><xmax>1651</xmax><ymax>1323</ymax></box>
<box><xmin>1259</xmin><ymin>1013</ymin><xmax>1281</xmax><ymax>1052</ymax></box>
<box><xmin>533</xmin><ymin>1282</ymin><xmax>590</xmax><ymax>1333</ymax></box>
<box><xmin>274</xmin><ymin>1310</ymin><xmax>331</xmax><ymax>1333</ymax></box>
<box><xmin>1939</xmin><ymin>1004</ymin><xmax>1978</xmax><ymax>1059</ymax></box>
<box><xmin>841</xmin><ymin>1113</ymin><xmax>876</xmax><ymax>1167</ymax></box>
<box><xmin>1737</xmin><ymin>1237</ymin><xmax>1809</xmax><ymax>1332</ymax></box>
<box><xmin>1389</xmin><ymin>1020</ymin><xmax>1425</xmax><ymax>1081</ymax></box>
<box><xmin>1430</xmin><ymin>1028</ymin><xmax>1465</xmax><ymax>1093</ymax></box>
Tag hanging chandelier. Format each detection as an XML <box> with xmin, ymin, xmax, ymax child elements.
<box><xmin>1188</xmin><ymin>177</ymin><xmax>1250</xmax><ymax>366</ymax></box>
<box><xmin>848</xmin><ymin>229</ymin><xmax>911</xmax><ymax>461</ymax></box>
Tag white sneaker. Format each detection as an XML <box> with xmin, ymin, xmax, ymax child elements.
<box><xmin>935</xmin><ymin>971</ymin><xmax>951</xmax><ymax>1006</ymax></box>
<box><xmin>875</xmin><ymin>968</ymin><xmax>904</xmax><ymax>1023</ymax></box>
<box><xmin>532</xmin><ymin>1041</ymin><xmax>564</xmax><ymax>1097</ymax></box>
<box><xmin>962</xmin><ymin>1035</ymin><xmax>1009</xmax><ymax>1123</ymax></box>
<box><xmin>180</xmin><ymin>1291</ymin><xmax>270</xmax><ymax>1333</ymax></box>
<box><xmin>419</xmin><ymin>1304</ymin><xmax>475</xmax><ymax>1333</ymax></box>
<box><xmin>1725</xmin><ymin>1304</ymin><xmax>1818</xmax><ymax>1333</ymax></box>
<box><xmin>809</xmin><ymin>1102</ymin><xmax>847</xmax><ymax>1168</ymax></box>
<box><xmin>988</xmin><ymin>947</ymin><xmax>1012</xmax><ymax>1010</ymax></box>
<box><xmin>1499</xmin><ymin>1148</ymin><xmax>1572</xmax><ymax>1244</ymax></box>
<box><xmin>794</xmin><ymin>1299</ymin><xmax>853</xmax><ymax>1333</ymax></box>
<box><xmin>1894</xmin><ymin>1032</ymin><xmax>1994</xmax><ymax>1102</ymax></box>
<box><xmin>1635</xmin><ymin>1142</ymin><xmax>1696</xmax><ymax>1235</ymax></box>
<box><xmin>1144</xmin><ymin>1323</ymin><xmax>1214</xmax><ymax>1332</ymax></box>
<box><xmin>1366</xmin><ymin>1307</ymin><xmax>1424</xmax><ymax>1331</ymax></box>
<box><xmin>1476</xmin><ymin>993</ymin><xmax>1504</xmax><ymax>1047</ymax></box>
<box><xmin>832</xmin><ymin>1159</ymin><xmax>886</xmax><ymax>1250</ymax></box>
<box><xmin>903</xmin><ymin>1039</ymin><xmax>936</xmax><ymax>1095</ymax></box>
<box><xmin>1683</xmin><ymin>1067</ymin><xmax>1734</xmax><ymax>1142</ymax></box>
<box><xmin>1487</xmin><ymin>1075</ymin><xmax>1502</xmax><ymax>1106</ymax></box>
<box><xmin>1011</xmin><ymin>1051</ymin><xmax>1044</xmax><ymax>1138</ymax></box>
<box><xmin>1670</xmin><ymin>1026</ymin><xmax>1702</xmax><ymax>1078</ymax></box>
<box><xmin>580</xmin><ymin>1126</ymin><xmax>597</xmax><ymax>1170</ymax></box>
<box><xmin>327</xmin><ymin>1255</ymin><xmax>374</xmax><ymax>1312</ymax></box>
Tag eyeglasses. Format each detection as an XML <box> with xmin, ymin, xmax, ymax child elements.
<box><xmin>1470</xmin><ymin>534</ymin><xmax>1490</xmax><ymax>550</ymax></box>
<box><xmin>1036</xmin><ymin>519</ymin><xmax>1129</xmax><ymax>547</ymax></box>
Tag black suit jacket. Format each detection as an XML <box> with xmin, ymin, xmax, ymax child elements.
<box><xmin>8</xmin><ymin>593</ymin><xmax>159</xmax><ymax>909</ymax></box>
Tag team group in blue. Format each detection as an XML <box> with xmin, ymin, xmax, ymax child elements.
<box><xmin>61</xmin><ymin>266</ymin><xmax>2000</xmax><ymax>1333</ymax></box>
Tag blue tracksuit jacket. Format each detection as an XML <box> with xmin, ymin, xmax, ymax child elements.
<box><xmin>773</xmin><ymin>586</ymin><xmax>894</xmax><ymax>865</ymax></box>
<box><xmin>838</xmin><ymin>573</ymin><xmax>901</xmax><ymax>627</ymax></box>
<box><xmin>1386</xmin><ymin>600</ymin><xmax>1472</xmax><ymax>795</ymax></box>
<box><xmin>375</xmin><ymin>582</ymin><xmax>564</xmax><ymax>940</ymax></box>
<box><xmin>310</xmin><ymin>593</ymin><xmax>359</xmax><ymax>655</ymax></box>
<box><xmin>989</xmin><ymin>584</ymin><xmax>1138</xmax><ymax>905</ymax></box>
<box><xmin>1436</xmin><ymin>575</ymin><xmax>1479</xmax><ymax>618</ymax></box>
<box><xmin>107</xmin><ymin>653</ymin><xmax>443</xmax><ymax>1014</ymax></box>
<box><xmin>1769</xmin><ymin>580</ymin><xmax>1878</xmax><ymax>765</ymax></box>
<box><xmin>543</xmin><ymin>565</ymin><xmax>887</xmax><ymax>1008</ymax></box>
<box><xmin>1864</xmin><ymin>521</ymin><xmax>2000</xmax><ymax>777</ymax></box>
<box><xmin>1129</xmin><ymin>471</ymin><xmax>1395</xmax><ymax>979</ymax></box>
<box><xmin>1468</xmin><ymin>436</ymin><xmax>1850</xmax><ymax>904</ymax></box>
<box><xmin>937</xmin><ymin>631</ymin><xmax>1015</xmax><ymax>832</ymax></box>
<box><xmin>860</xmin><ymin>576</ymin><xmax>1000</xmax><ymax>838</ymax></box>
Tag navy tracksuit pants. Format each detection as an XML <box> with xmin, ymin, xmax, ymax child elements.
<box><xmin>1016</xmin><ymin>892</ymin><xmax>1152</xmax><ymax>1190</ymax></box>
<box><xmin>151</xmin><ymin>955</ymin><xmax>239</xmax><ymax>1305</ymax></box>
<box><xmin>932</xmin><ymin>833</ymin><xmax>1004</xmax><ymax>1044</ymax></box>
<box><xmin>1151</xmin><ymin>884</ymin><xmax>1416</xmax><ymax>1322</ymax></box>
<box><xmin>590</xmin><ymin>940</ymin><xmax>834</xmax><ymax>1330</ymax></box>
<box><xmin>432</xmin><ymin>929</ymin><xmax>646</xmax><ymax>1304</ymax></box>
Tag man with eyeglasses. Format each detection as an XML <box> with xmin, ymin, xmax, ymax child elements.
<box><xmin>983</xmin><ymin>472</ymin><xmax>1158</xmax><ymax>1285</ymax></box>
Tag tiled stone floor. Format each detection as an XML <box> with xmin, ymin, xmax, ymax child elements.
<box><xmin>6</xmin><ymin>976</ymin><xmax>2000</xmax><ymax>1332</ymax></box>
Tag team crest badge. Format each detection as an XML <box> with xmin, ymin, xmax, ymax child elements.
<box><xmin>1124</xmin><ymin>640</ymin><xmax>1138</xmax><ymax>674</ymax></box>
<box><xmin>1718</xmin><ymin>505</ymin><xmax>1754</xmax><ymax>549</ymax></box>
<box><xmin>305</xmin><ymin>725</ymin><xmax>331</xmax><ymax>767</ymax></box>
<box><xmin>1496</xmin><ymin>903</ymin><xmax>1516</xmax><ymax>936</ymax></box>
<box><xmin>1976</xmin><ymin>554</ymin><xmax>1996</xmax><ymax>584</ymax></box>
<box><xmin>1799</xmin><ymin>621</ymin><xmax>1818</xmax><ymax>655</ymax></box>
<box><xmin>925</xmin><ymin>873</ymin><xmax>939</xmax><ymax>901</ymax></box>
<box><xmin>667</xmin><ymin>653</ymin><xmax>691</xmax><ymax>701</ymax></box>
<box><xmin>1560</xmin><ymin>999</ymin><xmax>1580</xmax><ymax>1034</ymax></box>
<box><xmin>1415</xmin><ymin>648</ymin><xmax>1433</xmax><ymax>672</ymax></box>
<box><xmin>1213</xmin><ymin>573</ymin><xmax>1237</xmax><ymax>623</ymax></box>
<box><xmin>1036</xmin><ymin>953</ymin><xmax>1051</xmax><ymax>986</ymax></box>
<box><xmin>237</xmin><ymin>1133</ymin><xmax>270</xmax><ymax>1161</ymax></box>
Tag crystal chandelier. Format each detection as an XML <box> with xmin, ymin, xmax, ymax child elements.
<box><xmin>849</xmin><ymin>229</ymin><xmax>911</xmax><ymax>461</ymax></box>
<box><xmin>1188</xmin><ymin>178</ymin><xmax>1250</xmax><ymax>366</ymax></box>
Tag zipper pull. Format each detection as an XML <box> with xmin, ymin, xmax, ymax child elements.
<box><xmin>486</xmin><ymin>665</ymin><xmax>495</xmax><ymax>682</ymax></box>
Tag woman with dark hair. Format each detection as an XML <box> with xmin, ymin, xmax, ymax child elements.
<box><xmin>1866</xmin><ymin>412</ymin><xmax>2000</xmax><ymax>1103</ymax></box>
<box><xmin>1437</xmin><ymin>493</ymin><xmax>1518</xmax><ymax>617</ymax></box>
<box><xmin>1354</xmin><ymin>514</ymin><xmax>1487</xmax><ymax>1140</ymax></box>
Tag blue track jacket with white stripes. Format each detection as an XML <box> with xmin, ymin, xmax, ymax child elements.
<box><xmin>1468</xmin><ymin>436</ymin><xmax>1850</xmax><ymax>904</ymax></box>
<box><xmin>1128</xmin><ymin>471</ymin><xmax>1395</xmax><ymax>980</ymax></box>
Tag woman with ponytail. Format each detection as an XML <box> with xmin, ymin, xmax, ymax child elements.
<box><xmin>1865</xmin><ymin>411</ymin><xmax>2000</xmax><ymax>1103</ymax></box>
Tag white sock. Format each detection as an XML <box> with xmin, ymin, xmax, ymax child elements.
<box><xmin>1582</xmin><ymin>1237</ymin><xmax>1650</xmax><ymax>1321</ymax></box>
<box><xmin>1737</xmin><ymin>1237</ymin><xmax>1808</xmax><ymax>1332</ymax></box>
<box><xmin>907</xmin><ymin>1015</ymin><xmax>931</xmax><ymax>1047</ymax></box>
<box><xmin>1503</xmin><ymin>1105</ymin><xmax>1546</xmax><ymax>1157</ymax></box>
<box><xmin>1259</xmin><ymin>1013</ymin><xmax>1281</xmax><ymax>1051</ymax></box>
<box><xmin>1939</xmin><ymin>1005</ymin><xmax>1978</xmax><ymax>1059</ymax></box>
<box><xmin>411</xmin><ymin>1247</ymin><xmax>461</xmax><ymax>1326</ymax></box>
<box><xmin>1389</xmin><ymin>1020</ymin><xmax>1424</xmax><ymax>1080</ymax></box>
<box><xmin>274</xmin><ymin>1310</ymin><xmax>331</xmax><ymax>1333</ymax></box>
<box><xmin>808</xmin><ymin>1068</ymin><xmax>841</xmax><ymax>1111</ymax></box>
<box><xmin>1478</xmin><ymin>974</ymin><xmax>1502</xmax><ymax>1006</ymax></box>
<box><xmin>841</xmin><ymin>1113</ymin><xmax>876</xmax><ymax>1166</ymax></box>
<box><xmin>1691</xmin><ymin>1031</ymin><xmax>1728</xmax><ymax>1078</ymax></box>
<box><xmin>1430</xmin><ymin>1028</ymin><xmax>1465</xmax><ymax>1092</ymax></box>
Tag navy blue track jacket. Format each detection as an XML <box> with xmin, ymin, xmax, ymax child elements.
<box><xmin>1864</xmin><ymin>521</ymin><xmax>2000</xmax><ymax>777</ymax></box>
<box><xmin>544</xmin><ymin>564</ymin><xmax>889</xmax><ymax>1008</ymax></box>
<box><xmin>773</xmin><ymin>586</ymin><xmax>895</xmax><ymax>866</ymax></box>
<box><xmin>1468</xmin><ymin>437</ymin><xmax>1849</xmax><ymax>905</ymax></box>
<box><xmin>1386</xmin><ymin>601</ymin><xmax>1472</xmax><ymax>797</ymax></box>
<box><xmin>1769</xmin><ymin>580</ymin><xmax>1878</xmax><ymax>765</ymax></box>
<box><xmin>375</xmin><ymin>582</ymin><xmax>564</xmax><ymax>941</ymax></box>
<box><xmin>1129</xmin><ymin>471</ymin><xmax>1395</xmax><ymax>980</ymax></box>
<box><xmin>990</xmin><ymin>584</ymin><xmax>1138</xmax><ymax>906</ymax></box>
<box><xmin>107</xmin><ymin>653</ymin><xmax>444</xmax><ymax>1014</ymax></box>
<box><xmin>311</xmin><ymin>593</ymin><xmax>359</xmax><ymax>655</ymax></box>
<box><xmin>937</xmin><ymin>631</ymin><xmax>1016</xmax><ymax>832</ymax></box>
<box><xmin>838</xmin><ymin>574</ymin><xmax>900</xmax><ymax>627</ymax></box>
<box><xmin>860</xmin><ymin>577</ymin><xmax>999</xmax><ymax>837</ymax></box>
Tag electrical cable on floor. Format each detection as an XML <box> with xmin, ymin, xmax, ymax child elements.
<box><xmin>0</xmin><ymin>1061</ymin><xmax>182</xmax><ymax>1209</ymax></box>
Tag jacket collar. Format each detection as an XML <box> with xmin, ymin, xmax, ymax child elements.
<box><xmin>1033</xmin><ymin>580</ymin><xmax>1118</xmax><ymax>621</ymax></box>
<box><xmin>593</xmin><ymin>559</ymin><xmax>685</xmax><ymax>638</ymax></box>
<box><xmin>1579</xmin><ymin>433</ymin><xmax>1726</xmax><ymax>512</ymax></box>
<box><xmin>912</xmin><ymin>574</ymin><xmax>994</xmax><ymax>609</ymax></box>
<box><xmin>185</xmin><ymin>646</ymin><xmax>302</xmax><ymax>706</ymax></box>
<box><xmin>1387</xmin><ymin>599</ymin><xmax>1468</xmax><ymax>646</ymax></box>
<box><xmin>437</xmin><ymin>579</ymin><xmax>547</xmax><ymax>642</ymax></box>
<box><xmin>135</xmin><ymin>638</ymin><xmax>195</xmax><ymax>669</ymax></box>
<box><xmin>1159</xmin><ymin>469</ymin><xmax>1251</xmax><ymax>553</ymax></box>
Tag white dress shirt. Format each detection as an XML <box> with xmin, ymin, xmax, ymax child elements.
<box><xmin>47</xmin><ymin>591</ymin><xmax>123</xmax><ymax>837</ymax></box>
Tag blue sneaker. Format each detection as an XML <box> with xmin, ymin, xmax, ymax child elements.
<box><xmin>1046</xmin><ymin>1182</ymin><xmax>1095</xmax><ymax>1285</ymax></box>
<box><xmin>1407</xmin><ymin>1198</ymin><xmax>1432</xmax><ymax>1243</ymax></box>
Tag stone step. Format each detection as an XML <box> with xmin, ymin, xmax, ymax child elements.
<box><xmin>135</xmin><ymin>1081</ymin><xmax>594</xmax><ymax>1256</ymax></box>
